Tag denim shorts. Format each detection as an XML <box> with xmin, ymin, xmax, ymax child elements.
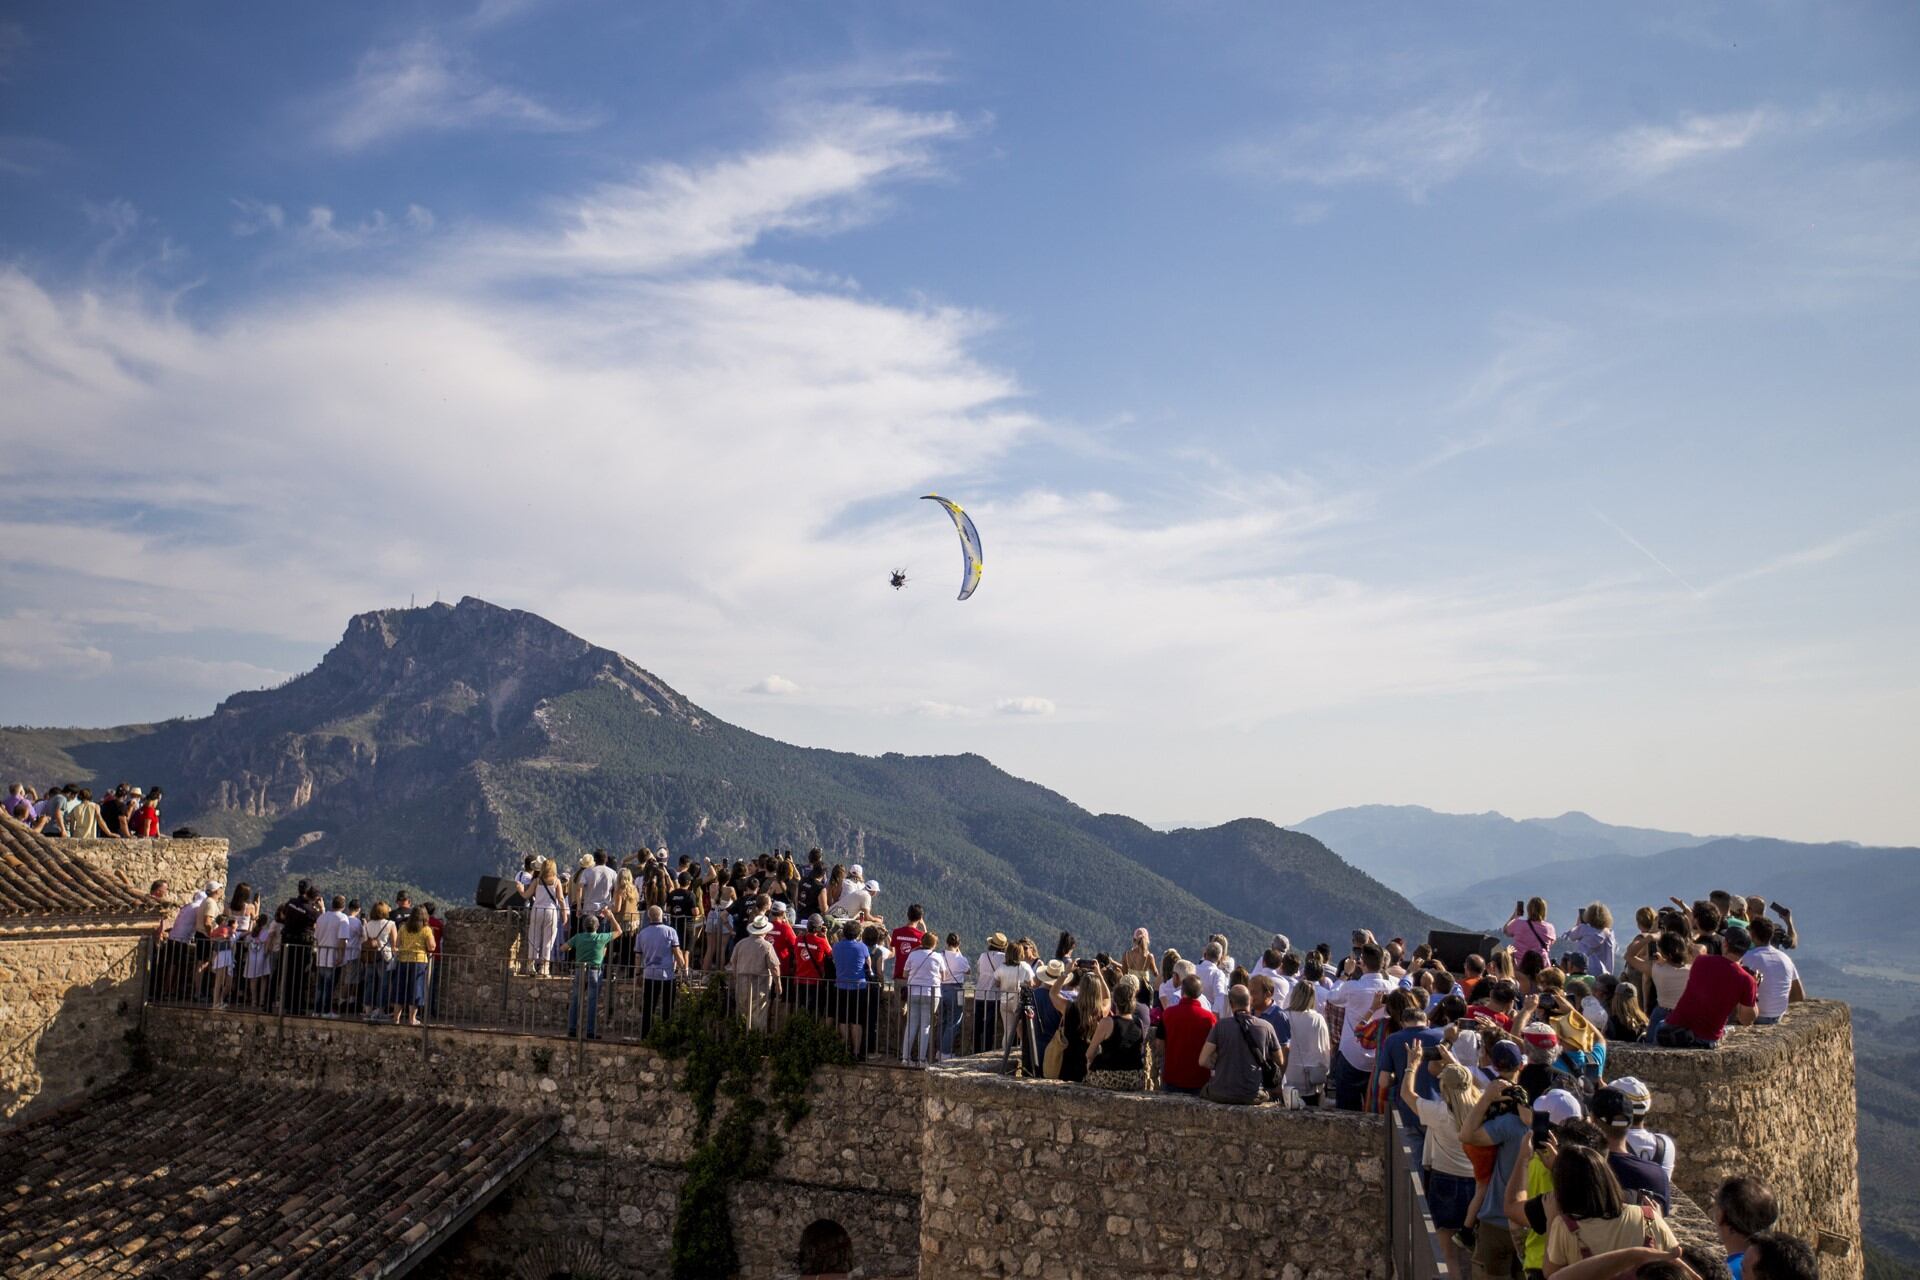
<box><xmin>1424</xmin><ymin>1170</ymin><xmax>1475</xmax><ymax>1230</ymax></box>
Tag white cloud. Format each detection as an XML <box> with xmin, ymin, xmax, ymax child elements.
<box><xmin>747</xmin><ymin>674</ymin><xmax>802</xmax><ymax>696</ymax></box>
<box><xmin>317</xmin><ymin>37</ymin><xmax>593</xmax><ymax>151</ymax></box>
<box><xmin>1597</xmin><ymin>109</ymin><xmax>1772</xmax><ymax>180</ymax></box>
<box><xmin>231</xmin><ymin>198</ymin><xmax>434</xmax><ymax>250</ymax></box>
<box><xmin>994</xmin><ymin>696</ymin><xmax>1056</xmax><ymax>717</ymax></box>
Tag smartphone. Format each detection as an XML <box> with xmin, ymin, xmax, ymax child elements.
<box><xmin>1532</xmin><ymin>1110</ymin><xmax>1554</xmax><ymax>1144</ymax></box>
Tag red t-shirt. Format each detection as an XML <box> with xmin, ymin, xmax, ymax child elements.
<box><xmin>890</xmin><ymin>924</ymin><xmax>926</xmax><ymax>980</ymax></box>
<box><xmin>1666</xmin><ymin>954</ymin><xmax>1758</xmax><ymax>1043</ymax></box>
<box><xmin>1466</xmin><ymin>1004</ymin><xmax>1512</xmax><ymax>1031</ymax></box>
<box><xmin>1160</xmin><ymin>997</ymin><xmax>1219</xmax><ymax>1090</ymax></box>
<box><xmin>771</xmin><ymin>920</ymin><xmax>800</xmax><ymax>975</ymax></box>
<box><xmin>792</xmin><ymin>934</ymin><xmax>829</xmax><ymax>982</ymax></box>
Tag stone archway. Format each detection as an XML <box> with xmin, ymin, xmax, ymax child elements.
<box><xmin>796</xmin><ymin>1217</ymin><xmax>853</xmax><ymax>1277</ymax></box>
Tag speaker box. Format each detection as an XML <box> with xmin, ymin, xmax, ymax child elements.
<box><xmin>475</xmin><ymin>874</ymin><xmax>520</xmax><ymax>911</ymax></box>
<box><xmin>1427</xmin><ymin>929</ymin><xmax>1499</xmax><ymax>974</ymax></box>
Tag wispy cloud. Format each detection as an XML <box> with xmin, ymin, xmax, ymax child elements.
<box><xmin>1222</xmin><ymin>92</ymin><xmax>1494</xmax><ymax>201</ymax></box>
<box><xmin>1590</xmin><ymin>508</ymin><xmax>1702</xmax><ymax>598</ymax></box>
<box><xmin>316</xmin><ymin>36</ymin><xmax>594</xmax><ymax>151</ymax></box>
<box><xmin>995</xmin><ymin>696</ymin><xmax>1056</xmax><ymax>717</ymax></box>
<box><xmin>232</xmin><ymin>198</ymin><xmax>436</xmax><ymax>250</ymax></box>
<box><xmin>1596</xmin><ymin>109</ymin><xmax>1774</xmax><ymax>181</ymax></box>
<box><xmin>746</xmin><ymin>674</ymin><xmax>802</xmax><ymax>696</ymax></box>
<box><xmin>1703</xmin><ymin>523</ymin><xmax>1889</xmax><ymax>597</ymax></box>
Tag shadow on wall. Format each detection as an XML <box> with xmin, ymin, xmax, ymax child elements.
<box><xmin>1</xmin><ymin>948</ymin><xmax>145</xmax><ymax>1127</ymax></box>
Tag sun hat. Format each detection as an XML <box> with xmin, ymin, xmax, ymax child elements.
<box><xmin>1535</xmin><ymin>1088</ymin><xmax>1586</xmax><ymax>1128</ymax></box>
<box><xmin>1611</xmin><ymin>1076</ymin><xmax>1653</xmax><ymax>1117</ymax></box>
<box><xmin>987</xmin><ymin>931</ymin><xmax>1009</xmax><ymax>951</ymax></box>
<box><xmin>747</xmin><ymin>915</ymin><xmax>773</xmax><ymax>936</ymax></box>
<box><xmin>1042</xmin><ymin>959</ymin><xmax>1067</xmax><ymax>981</ymax></box>
<box><xmin>1489</xmin><ymin>1040</ymin><xmax>1526</xmax><ymax>1072</ymax></box>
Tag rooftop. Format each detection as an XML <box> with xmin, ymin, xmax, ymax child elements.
<box><xmin>0</xmin><ymin>1072</ymin><xmax>557</xmax><ymax>1279</ymax></box>
<box><xmin>0</xmin><ymin>813</ymin><xmax>159</xmax><ymax>919</ymax></box>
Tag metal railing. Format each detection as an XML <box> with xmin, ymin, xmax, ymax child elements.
<box><xmin>141</xmin><ymin>936</ymin><xmax>1015</xmax><ymax>1066</ymax></box>
<box><xmin>1385</xmin><ymin>1110</ymin><xmax>1454</xmax><ymax>1279</ymax></box>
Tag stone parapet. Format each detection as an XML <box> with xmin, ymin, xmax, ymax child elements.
<box><xmin>919</xmin><ymin>1059</ymin><xmax>1388</xmax><ymax>1280</ymax></box>
<box><xmin>1606</xmin><ymin>1000</ymin><xmax>1861</xmax><ymax>1279</ymax></box>
<box><xmin>0</xmin><ymin>929</ymin><xmax>147</xmax><ymax>1126</ymax></box>
<box><xmin>55</xmin><ymin>836</ymin><xmax>230</xmax><ymax>901</ymax></box>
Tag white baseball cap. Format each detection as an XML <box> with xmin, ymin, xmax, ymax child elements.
<box><xmin>1535</xmin><ymin>1088</ymin><xmax>1585</xmax><ymax>1128</ymax></box>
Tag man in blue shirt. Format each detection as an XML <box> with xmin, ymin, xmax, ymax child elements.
<box><xmin>1460</xmin><ymin>1039</ymin><xmax>1532</xmax><ymax>1279</ymax></box>
<box><xmin>831</xmin><ymin>920</ymin><xmax>872</xmax><ymax>1061</ymax></box>
<box><xmin>1376</xmin><ymin>996</ymin><xmax>1446</xmax><ymax>1168</ymax></box>
<box><xmin>636</xmin><ymin>905</ymin><xmax>685</xmax><ymax>1038</ymax></box>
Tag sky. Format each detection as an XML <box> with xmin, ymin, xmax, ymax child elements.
<box><xmin>1</xmin><ymin>3</ymin><xmax>1917</xmax><ymax>846</ymax></box>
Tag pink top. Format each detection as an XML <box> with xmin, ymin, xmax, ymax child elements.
<box><xmin>1504</xmin><ymin>915</ymin><xmax>1557</xmax><ymax>962</ymax></box>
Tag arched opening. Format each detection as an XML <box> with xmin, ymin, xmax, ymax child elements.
<box><xmin>796</xmin><ymin>1218</ymin><xmax>853</xmax><ymax>1277</ymax></box>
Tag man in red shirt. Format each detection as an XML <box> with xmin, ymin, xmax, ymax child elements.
<box><xmin>768</xmin><ymin>902</ymin><xmax>800</xmax><ymax>976</ymax></box>
<box><xmin>1158</xmin><ymin>974</ymin><xmax>1218</xmax><ymax>1095</ymax></box>
<box><xmin>890</xmin><ymin>904</ymin><xmax>928</xmax><ymax>982</ymax></box>
<box><xmin>1660</xmin><ymin>927</ymin><xmax>1759</xmax><ymax>1048</ymax></box>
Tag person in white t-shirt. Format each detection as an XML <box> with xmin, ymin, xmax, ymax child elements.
<box><xmin>901</xmin><ymin>934</ymin><xmax>949</xmax><ymax>1065</ymax></box>
<box><xmin>314</xmin><ymin>896</ymin><xmax>351</xmax><ymax>1017</ymax></box>
<box><xmin>575</xmin><ymin>852</ymin><xmax>617</xmax><ymax>919</ymax></box>
<box><xmin>338</xmin><ymin>900</ymin><xmax>366</xmax><ymax>1015</ymax></box>
<box><xmin>1326</xmin><ymin>942</ymin><xmax>1395</xmax><ymax>1111</ymax></box>
<box><xmin>973</xmin><ymin>932</ymin><xmax>1007</xmax><ymax>1052</ymax></box>
<box><xmin>1742</xmin><ymin>918</ymin><xmax>1804</xmax><ymax>1024</ymax></box>
<box><xmin>996</xmin><ymin>938</ymin><xmax>1036</xmax><ymax>1064</ymax></box>
<box><xmin>1195</xmin><ymin>942</ymin><xmax>1232</xmax><ymax>1017</ymax></box>
<box><xmin>1609</xmin><ymin>1075</ymin><xmax>1679</xmax><ymax>1177</ymax></box>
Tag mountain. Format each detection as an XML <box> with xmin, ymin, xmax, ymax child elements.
<box><xmin>0</xmin><ymin>597</ymin><xmax>1449</xmax><ymax>955</ymax></box>
<box><xmin>1292</xmin><ymin>803</ymin><xmax>1713</xmax><ymax>898</ymax></box>
<box><xmin>1422</xmin><ymin>836</ymin><xmax>1919</xmax><ymax>968</ymax></box>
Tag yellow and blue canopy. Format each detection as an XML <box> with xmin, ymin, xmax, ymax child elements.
<box><xmin>921</xmin><ymin>494</ymin><xmax>983</xmax><ymax>601</ymax></box>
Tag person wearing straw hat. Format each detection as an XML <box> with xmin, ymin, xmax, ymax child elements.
<box><xmin>974</xmin><ymin>931</ymin><xmax>1008</xmax><ymax>1053</ymax></box>
<box><xmin>730</xmin><ymin>913</ymin><xmax>782</xmax><ymax>1031</ymax></box>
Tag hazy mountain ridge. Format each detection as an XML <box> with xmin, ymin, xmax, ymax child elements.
<box><xmin>1292</xmin><ymin>802</ymin><xmax>1715</xmax><ymax>897</ymax></box>
<box><xmin>0</xmin><ymin>598</ymin><xmax>1447</xmax><ymax>953</ymax></box>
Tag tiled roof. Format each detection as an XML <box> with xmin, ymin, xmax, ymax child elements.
<box><xmin>0</xmin><ymin>1073</ymin><xmax>558</xmax><ymax>1278</ymax></box>
<box><xmin>0</xmin><ymin>813</ymin><xmax>159</xmax><ymax>918</ymax></box>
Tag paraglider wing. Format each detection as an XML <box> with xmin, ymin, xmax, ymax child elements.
<box><xmin>921</xmin><ymin>494</ymin><xmax>983</xmax><ymax>601</ymax></box>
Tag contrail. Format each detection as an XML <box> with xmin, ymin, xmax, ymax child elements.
<box><xmin>1590</xmin><ymin>507</ymin><xmax>1703</xmax><ymax>598</ymax></box>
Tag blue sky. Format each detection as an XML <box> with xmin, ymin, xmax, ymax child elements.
<box><xmin>2</xmin><ymin>3</ymin><xmax>1917</xmax><ymax>844</ymax></box>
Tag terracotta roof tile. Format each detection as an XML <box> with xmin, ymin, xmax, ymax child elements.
<box><xmin>0</xmin><ymin>1074</ymin><xmax>557</xmax><ymax>1278</ymax></box>
<box><xmin>0</xmin><ymin>814</ymin><xmax>158</xmax><ymax>918</ymax></box>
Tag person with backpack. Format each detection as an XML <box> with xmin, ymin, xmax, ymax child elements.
<box><xmin>359</xmin><ymin>902</ymin><xmax>397</xmax><ymax>1020</ymax></box>
<box><xmin>1541</xmin><ymin>1145</ymin><xmax>1678</xmax><ymax>1273</ymax></box>
<box><xmin>1197</xmin><ymin>983</ymin><xmax>1279</xmax><ymax>1104</ymax></box>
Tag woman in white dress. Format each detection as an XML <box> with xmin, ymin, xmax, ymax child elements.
<box><xmin>518</xmin><ymin>858</ymin><xmax>567</xmax><ymax>977</ymax></box>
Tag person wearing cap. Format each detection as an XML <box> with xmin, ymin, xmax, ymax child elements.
<box><xmin>1505</xmin><ymin>1088</ymin><xmax>1589</xmax><ymax>1276</ymax></box>
<box><xmin>1607</xmin><ymin>1076</ymin><xmax>1678</xmax><ymax>1179</ymax></box>
<box><xmin>792</xmin><ymin>915</ymin><xmax>831</xmax><ymax>1015</ymax></box>
<box><xmin>767</xmin><ymin>901</ymin><xmax>800</xmax><ymax>986</ymax></box>
<box><xmin>974</xmin><ymin>932</ymin><xmax>1008</xmax><ymax>1053</ymax></box>
<box><xmin>1659</xmin><ymin>927</ymin><xmax>1759</xmax><ymax>1048</ymax></box>
<box><xmin>1590</xmin><ymin>1086</ymin><xmax>1673</xmax><ymax>1215</ymax></box>
<box><xmin>729</xmin><ymin>914</ymin><xmax>782</xmax><ymax>1031</ymax></box>
<box><xmin>1517</xmin><ymin>1020</ymin><xmax>1562</xmax><ymax>1101</ymax></box>
<box><xmin>575</xmin><ymin>851</ymin><xmax>616</xmax><ymax>920</ymax></box>
<box><xmin>1458</xmin><ymin>1036</ymin><xmax>1533</xmax><ymax>1278</ymax></box>
<box><xmin>829</xmin><ymin>873</ymin><xmax>871</xmax><ymax>919</ymax></box>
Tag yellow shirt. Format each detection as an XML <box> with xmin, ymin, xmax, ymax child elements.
<box><xmin>395</xmin><ymin>924</ymin><xmax>437</xmax><ymax>964</ymax></box>
<box><xmin>1522</xmin><ymin>1156</ymin><xmax>1554</xmax><ymax>1272</ymax></box>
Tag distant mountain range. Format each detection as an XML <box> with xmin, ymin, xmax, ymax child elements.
<box><xmin>1292</xmin><ymin>803</ymin><xmax>1715</xmax><ymax>898</ymax></box>
<box><xmin>0</xmin><ymin>598</ymin><xmax>1447</xmax><ymax>954</ymax></box>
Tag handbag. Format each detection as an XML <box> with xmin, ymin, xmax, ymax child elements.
<box><xmin>1043</xmin><ymin>1025</ymin><xmax>1068</xmax><ymax>1080</ymax></box>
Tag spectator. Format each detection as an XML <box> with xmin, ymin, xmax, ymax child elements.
<box><xmin>793</xmin><ymin>915</ymin><xmax>832</xmax><ymax>1016</ymax></box>
<box><xmin>830</xmin><ymin>873</ymin><xmax>873</xmax><ymax>919</ymax></box>
<box><xmin>636</xmin><ymin>905</ymin><xmax>685</xmax><ymax>1036</ymax></box>
<box><xmin>360</xmin><ymin>903</ymin><xmax>395</xmax><ymax>1019</ymax></box>
<box><xmin>1198</xmin><ymin>983</ymin><xmax>1279</xmax><ymax>1105</ymax></box>
<box><xmin>1248</xmin><ymin>974</ymin><xmax>1290</xmax><ymax>1055</ymax></box>
<box><xmin>1711</xmin><ymin>1176</ymin><xmax>1779</xmax><ymax>1280</ymax></box>
<box><xmin>1542</xmin><ymin>1144</ymin><xmax>1679</xmax><ymax>1271</ymax></box>
<box><xmin>1590</xmin><ymin>1086</ymin><xmax>1674</xmax><ymax>1214</ymax></box>
<box><xmin>1279</xmin><ymin>978</ymin><xmax>1330</xmax><ymax>1106</ymax></box>
<box><xmin>314</xmin><ymin>895</ymin><xmax>349</xmax><ymax>1017</ymax></box>
<box><xmin>1563</xmin><ymin>903</ymin><xmax>1617</xmax><ymax>975</ymax></box>
<box><xmin>730</xmin><ymin>914</ymin><xmax>781</xmax><ymax>1031</ymax></box>
<box><xmin>565</xmin><ymin>908</ymin><xmax>620</xmax><ymax>1039</ymax></box>
<box><xmin>610</xmin><ymin>868</ymin><xmax>641</xmax><ymax>969</ymax></box>
<box><xmin>339</xmin><ymin>899</ymin><xmax>364</xmax><ymax>1017</ymax></box>
<box><xmin>1122</xmin><ymin>927</ymin><xmax>1155</xmax><ymax>988</ymax></box>
<box><xmin>1658</xmin><ymin>927</ymin><xmax>1759</xmax><ymax>1049</ymax></box>
<box><xmin>132</xmin><ymin>787</ymin><xmax>163</xmax><ymax>838</ymax></box>
<box><xmin>1158</xmin><ymin>973</ymin><xmax>1217</xmax><ymax>1096</ymax></box>
<box><xmin>248</xmin><ymin>904</ymin><xmax>280</xmax><ymax>1009</ymax></box>
<box><xmin>1195</xmin><ymin>941</ymin><xmax>1231</xmax><ymax>1017</ymax></box>
<box><xmin>700</xmin><ymin>885</ymin><xmax>735</xmax><ymax>971</ymax></box>
<box><xmin>891</xmin><ymin>905</ymin><xmax>928</xmax><ymax>982</ymax></box>
<box><xmin>277</xmin><ymin>882</ymin><xmax>321</xmax><ymax>1016</ymax></box>
<box><xmin>1627</xmin><ymin>930</ymin><xmax>1695</xmax><ymax>1043</ymax></box>
<box><xmin>1049</xmin><ymin>968</ymin><xmax>1115</xmax><ymax>1084</ymax></box>
<box><xmin>1609</xmin><ymin>980</ymin><xmax>1650</xmax><ymax>1044</ymax></box>
<box><xmin>1742</xmin><ymin>1232</ymin><xmax>1818</xmax><ymax>1280</ymax></box>
<box><xmin>938</xmin><ymin>932</ymin><xmax>969</xmax><ymax>1058</ymax></box>
<box><xmin>1378</xmin><ymin>992</ymin><xmax>1445</xmax><ymax>1161</ymax></box>
<box><xmin>519</xmin><ymin>859</ymin><xmax>567</xmax><ymax>978</ymax></box>
<box><xmin>1326</xmin><ymin>942</ymin><xmax>1394</xmax><ymax>1111</ymax></box>
<box><xmin>392</xmin><ymin>906</ymin><xmax>437</xmax><ymax>1026</ymax></box>
<box><xmin>902</xmin><ymin>930</ymin><xmax>949</xmax><ymax>1065</ymax></box>
<box><xmin>973</xmin><ymin>931</ymin><xmax>1007</xmax><ymax>1053</ymax></box>
<box><xmin>29</xmin><ymin>786</ymin><xmax>69</xmax><ymax>837</ymax></box>
<box><xmin>1742</xmin><ymin>918</ymin><xmax>1803</xmax><ymax>1025</ymax></box>
<box><xmin>1088</xmin><ymin>974</ymin><xmax>1146</xmax><ymax>1083</ymax></box>
<box><xmin>66</xmin><ymin>788</ymin><xmax>104</xmax><ymax>838</ymax></box>
<box><xmin>832</xmin><ymin>919</ymin><xmax>872</xmax><ymax>1060</ymax></box>
<box><xmin>1459</xmin><ymin>1039</ymin><xmax>1531</xmax><ymax>1280</ymax></box>
<box><xmin>1407</xmin><ymin>1057</ymin><xmax>1479</xmax><ymax>1273</ymax></box>
<box><xmin>1608</xmin><ymin>1076</ymin><xmax>1678</xmax><ymax>1179</ymax></box>
<box><xmin>1505</xmin><ymin>896</ymin><xmax>1557</xmax><ymax>964</ymax></box>
<box><xmin>666</xmin><ymin>872</ymin><xmax>698</xmax><ymax>949</ymax></box>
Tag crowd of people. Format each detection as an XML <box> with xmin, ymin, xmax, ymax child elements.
<box><xmin>6</xmin><ymin>780</ymin><xmax>168</xmax><ymax>838</ymax></box>
<box><xmin>147</xmin><ymin>876</ymin><xmax>447</xmax><ymax>1026</ymax></box>
<box><xmin>122</xmin><ymin>829</ymin><xmax>1823</xmax><ymax>1280</ymax></box>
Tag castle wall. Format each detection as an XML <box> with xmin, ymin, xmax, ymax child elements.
<box><xmin>56</xmin><ymin>836</ymin><xmax>230</xmax><ymax>900</ymax></box>
<box><xmin>1607</xmin><ymin>1000</ymin><xmax>1861</xmax><ymax>1280</ymax></box>
<box><xmin>0</xmin><ymin>923</ymin><xmax>149</xmax><ymax>1125</ymax></box>
<box><xmin>918</xmin><ymin>1060</ymin><xmax>1388</xmax><ymax>1280</ymax></box>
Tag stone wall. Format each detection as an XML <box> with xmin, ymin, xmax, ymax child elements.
<box><xmin>57</xmin><ymin>835</ymin><xmax>230</xmax><ymax>901</ymax></box>
<box><xmin>1607</xmin><ymin>1000</ymin><xmax>1861</xmax><ymax>1280</ymax></box>
<box><xmin>919</xmin><ymin>1060</ymin><xmax>1388</xmax><ymax>1280</ymax></box>
<box><xmin>0</xmin><ymin>924</ymin><xmax>149</xmax><ymax>1125</ymax></box>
